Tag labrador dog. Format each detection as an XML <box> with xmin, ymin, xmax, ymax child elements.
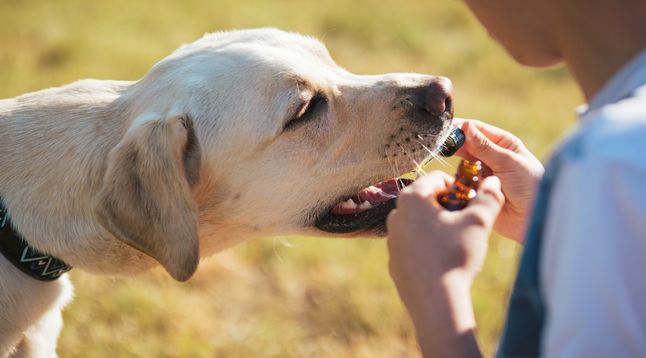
<box><xmin>0</xmin><ymin>28</ymin><xmax>453</xmax><ymax>356</ymax></box>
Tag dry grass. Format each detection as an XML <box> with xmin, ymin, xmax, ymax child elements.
<box><xmin>0</xmin><ymin>0</ymin><xmax>580</xmax><ymax>356</ymax></box>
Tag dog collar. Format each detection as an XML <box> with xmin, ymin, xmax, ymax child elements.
<box><xmin>0</xmin><ymin>202</ymin><xmax>72</xmax><ymax>281</ymax></box>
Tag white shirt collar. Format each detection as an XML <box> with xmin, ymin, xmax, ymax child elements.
<box><xmin>578</xmin><ymin>49</ymin><xmax>646</xmax><ymax>118</ymax></box>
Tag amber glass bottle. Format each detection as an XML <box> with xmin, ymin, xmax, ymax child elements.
<box><xmin>437</xmin><ymin>160</ymin><xmax>483</xmax><ymax>211</ymax></box>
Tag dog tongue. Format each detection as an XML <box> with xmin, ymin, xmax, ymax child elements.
<box><xmin>358</xmin><ymin>180</ymin><xmax>399</xmax><ymax>203</ymax></box>
<box><xmin>373</xmin><ymin>179</ymin><xmax>404</xmax><ymax>196</ymax></box>
<box><xmin>330</xmin><ymin>179</ymin><xmax>402</xmax><ymax>215</ymax></box>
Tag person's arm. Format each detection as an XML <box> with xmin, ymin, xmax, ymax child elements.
<box><xmin>387</xmin><ymin>172</ymin><xmax>504</xmax><ymax>357</ymax></box>
<box><xmin>402</xmin><ymin>271</ymin><xmax>481</xmax><ymax>357</ymax></box>
<box><xmin>387</xmin><ymin>121</ymin><xmax>542</xmax><ymax>356</ymax></box>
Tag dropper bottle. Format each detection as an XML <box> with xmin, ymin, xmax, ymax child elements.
<box><xmin>437</xmin><ymin>159</ymin><xmax>483</xmax><ymax>211</ymax></box>
<box><xmin>418</xmin><ymin>126</ymin><xmax>483</xmax><ymax>210</ymax></box>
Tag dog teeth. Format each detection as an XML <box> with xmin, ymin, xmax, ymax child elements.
<box><xmin>339</xmin><ymin>199</ymin><xmax>358</xmax><ymax>209</ymax></box>
<box><xmin>359</xmin><ymin>201</ymin><xmax>373</xmax><ymax>210</ymax></box>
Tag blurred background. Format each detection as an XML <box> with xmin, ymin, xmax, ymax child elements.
<box><xmin>0</xmin><ymin>0</ymin><xmax>580</xmax><ymax>356</ymax></box>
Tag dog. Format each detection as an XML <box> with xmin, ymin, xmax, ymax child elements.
<box><xmin>0</xmin><ymin>28</ymin><xmax>454</xmax><ymax>356</ymax></box>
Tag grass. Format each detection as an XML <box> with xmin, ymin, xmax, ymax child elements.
<box><xmin>0</xmin><ymin>0</ymin><xmax>581</xmax><ymax>356</ymax></box>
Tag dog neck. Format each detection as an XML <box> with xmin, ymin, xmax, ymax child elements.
<box><xmin>0</xmin><ymin>201</ymin><xmax>72</xmax><ymax>281</ymax></box>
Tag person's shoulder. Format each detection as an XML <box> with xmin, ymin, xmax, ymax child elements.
<box><xmin>577</xmin><ymin>85</ymin><xmax>646</xmax><ymax>165</ymax></box>
<box><xmin>599</xmin><ymin>83</ymin><xmax>646</xmax><ymax>121</ymax></box>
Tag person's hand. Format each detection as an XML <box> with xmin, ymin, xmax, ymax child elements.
<box><xmin>454</xmin><ymin>119</ymin><xmax>544</xmax><ymax>243</ymax></box>
<box><xmin>387</xmin><ymin>171</ymin><xmax>505</xmax><ymax>293</ymax></box>
<box><xmin>386</xmin><ymin>171</ymin><xmax>504</xmax><ymax>357</ymax></box>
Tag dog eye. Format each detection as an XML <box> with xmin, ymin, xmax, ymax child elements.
<box><xmin>284</xmin><ymin>94</ymin><xmax>327</xmax><ymax>131</ymax></box>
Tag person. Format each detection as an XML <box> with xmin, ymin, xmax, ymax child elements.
<box><xmin>386</xmin><ymin>0</ymin><xmax>646</xmax><ymax>356</ymax></box>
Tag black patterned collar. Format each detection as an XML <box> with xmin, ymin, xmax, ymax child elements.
<box><xmin>0</xmin><ymin>202</ymin><xmax>72</xmax><ymax>281</ymax></box>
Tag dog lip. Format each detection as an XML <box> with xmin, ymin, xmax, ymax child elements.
<box><xmin>314</xmin><ymin>178</ymin><xmax>414</xmax><ymax>234</ymax></box>
<box><xmin>314</xmin><ymin>123</ymin><xmax>460</xmax><ymax>235</ymax></box>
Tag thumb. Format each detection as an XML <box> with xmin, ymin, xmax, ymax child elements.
<box><xmin>462</xmin><ymin>122</ymin><xmax>512</xmax><ymax>171</ymax></box>
<box><xmin>462</xmin><ymin>176</ymin><xmax>505</xmax><ymax>227</ymax></box>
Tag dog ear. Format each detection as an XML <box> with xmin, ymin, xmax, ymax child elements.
<box><xmin>95</xmin><ymin>113</ymin><xmax>201</xmax><ymax>281</ymax></box>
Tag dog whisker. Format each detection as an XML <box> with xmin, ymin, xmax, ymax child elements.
<box><xmin>398</xmin><ymin>145</ymin><xmax>426</xmax><ymax>174</ymax></box>
<box><xmin>435</xmin><ymin>152</ymin><xmax>450</xmax><ymax>167</ymax></box>
<box><xmin>414</xmin><ymin>138</ymin><xmax>449</xmax><ymax>167</ymax></box>
<box><xmin>393</xmin><ymin>154</ymin><xmax>403</xmax><ymax>192</ymax></box>
<box><xmin>397</xmin><ymin>178</ymin><xmax>408</xmax><ymax>191</ymax></box>
<box><xmin>272</xmin><ymin>237</ymin><xmax>286</xmax><ymax>263</ymax></box>
<box><xmin>415</xmin><ymin>138</ymin><xmax>435</xmax><ymax>156</ymax></box>
<box><xmin>278</xmin><ymin>236</ymin><xmax>295</xmax><ymax>248</ymax></box>
<box><xmin>430</xmin><ymin>149</ymin><xmax>449</xmax><ymax>167</ymax></box>
<box><xmin>417</xmin><ymin>133</ymin><xmax>442</xmax><ymax>138</ymax></box>
<box><xmin>402</xmin><ymin>150</ymin><xmax>426</xmax><ymax>177</ymax></box>
<box><xmin>415</xmin><ymin>138</ymin><xmax>438</xmax><ymax>164</ymax></box>
<box><xmin>394</xmin><ymin>143</ymin><xmax>426</xmax><ymax>179</ymax></box>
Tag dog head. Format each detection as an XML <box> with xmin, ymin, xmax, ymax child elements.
<box><xmin>96</xmin><ymin>28</ymin><xmax>454</xmax><ymax>280</ymax></box>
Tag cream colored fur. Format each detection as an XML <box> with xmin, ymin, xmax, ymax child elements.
<box><xmin>0</xmin><ymin>28</ymin><xmax>452</xmax><ymax>356</ymax></box>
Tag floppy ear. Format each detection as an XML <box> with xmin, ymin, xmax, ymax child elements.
<box><xmin>95</xmin><ymin>113</ymin><xmax>201</xmax><ymax>281</ymax></box>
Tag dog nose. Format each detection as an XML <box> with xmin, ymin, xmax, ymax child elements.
<box><xmin>423</xmin><ymin>77</ymin><xmax>453</xmax><ymax>116</ymax></box>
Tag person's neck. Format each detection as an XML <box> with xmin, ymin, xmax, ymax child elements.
<box><xmin>549</xmin><ymin>0</ymin><xmax>646</xmax><ymax>101</ymax></box>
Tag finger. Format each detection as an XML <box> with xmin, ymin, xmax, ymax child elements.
<box><xmin>453</xmin><ymin>122</ymin><xmax>473</xmax><ymax>160</ymax></box>
<box><xmin>457</xmin><ymin>119</ymin><xmax>511</xmax><ymax>144</ymax></box>
<box><xmin>461</xmin><ymin>122</ymin><xmax>514</xmax><ymax>172</ymax></box>
<box><xmin>465</xmin><ymin>120</ymin><xmax>524</xmax><ymax>152</ymax></box>
<box><xmin>385</xmin><ymin>208</ymin><xmax>399</xmax><ymax>235</ymax></box>
<box><xmin>454</xmin><ymin>147</ymin><xmax>479</xmax><ymax>162</ymax></box>
<box><xmin>404</xmin><ymin>170</ymin><xmax>453</xmax><ymax>198</ymax></box>
<box><xmin>460</xmin><ymin>176</ymin><xmax>505</xmax><ymax>227</ymax></box>
<box><xmin>398</xmin><ymin>171</ymin><xmax>453</xmax><ymax>212</ymax></box>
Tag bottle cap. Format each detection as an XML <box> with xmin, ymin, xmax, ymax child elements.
<box><xmin>439</xmin><ymin>127</ymin><xmax>466</xmax><ymax>157</ymax></box>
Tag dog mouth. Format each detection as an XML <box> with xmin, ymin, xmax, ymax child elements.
<box><xmin>314</xmin><ymin>126</ymin><xmax>464</xmax><ymax>236</ymax></box>
<box><xmin>314</xmin><ymin>178</ymin><xmax>414</xmax><ymax>235</ymax></box>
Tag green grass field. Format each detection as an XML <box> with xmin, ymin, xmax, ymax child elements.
<box><xmin>1</xmin><ymin>0</ymin><xmax>581</xmax><ymax>356</ymax></box>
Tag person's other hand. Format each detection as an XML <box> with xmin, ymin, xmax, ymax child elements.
<box><xmin>387</xmin><ymin>171</ymin><xmax>505</xmax><ymax>307</ymax></box>
<box><xmin>454</xmin><ymin>119</ymin><xmax>544</xmax><ymax>243</ymax></box>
